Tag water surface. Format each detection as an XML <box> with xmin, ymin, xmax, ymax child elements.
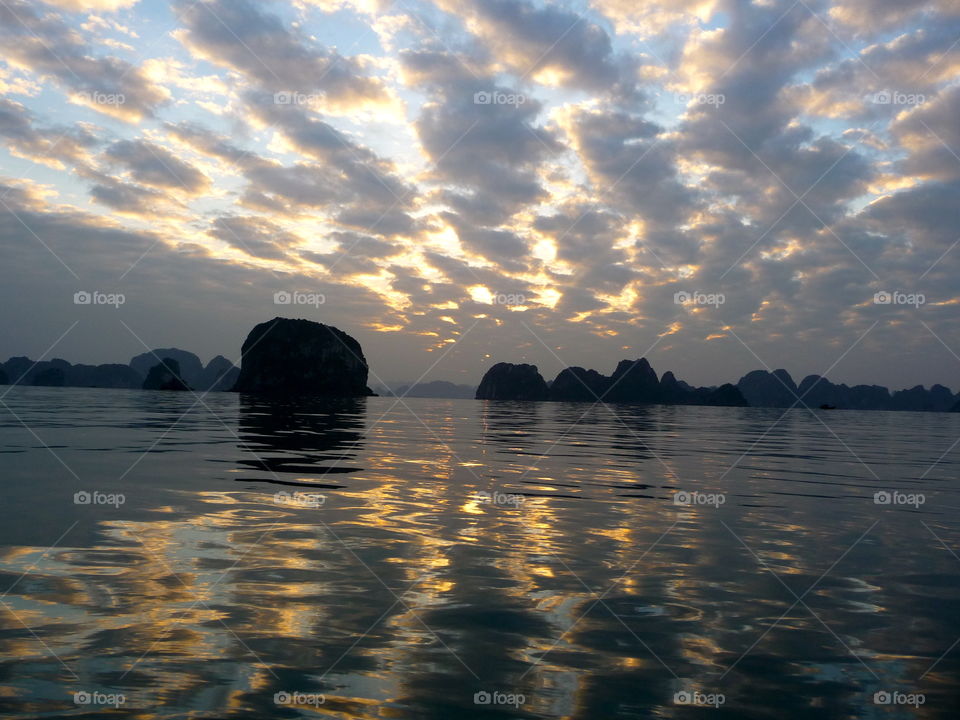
<box><xmin>0</xmin><ymin>386</ymin><xmax>958</xmax><ymax>718</ymax></box>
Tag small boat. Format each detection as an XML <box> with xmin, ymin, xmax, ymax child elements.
<box><xmin>819</xmin><ymin>404</ymin><xmax>837</xmax><ymax>410</ymax></box>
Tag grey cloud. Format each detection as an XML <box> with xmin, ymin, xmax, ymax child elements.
<box><xmin>402</xmin><ymin>49</ymin><xmax>560</xmax><ymax>225</ymax></box>
<box><xmin>0</xmin><ymin>0</ymin><xmax>168</xmax><ymax>121</ymax></box>
<box><xmin>174</xmin><ymin>0</ymin><xmax>388</xmax><ymax>107</ymax></box>
<box><xmin>433</xmin><ymin>0</ymin><xmax>637</xmax><ymax>98</ymax></box>
<box><xmin>105</xmin><ymin>139</ymin><xmax>210</xmax><ymax>193</ymax></box>
<box><xmin>0</xmin><ymin>98</ymin><xmax>98</xmax><ymax>166</ymax></box>
<box><xmin>209</xmin><ymin>216</ymin><xmax>298</xmax><ymax>259</ymax></box>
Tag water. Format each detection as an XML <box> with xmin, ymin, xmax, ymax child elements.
<box><xmin>0</xmin><ymin>386</ymin><xmax>958</xmax><ymax>719</ymax></box>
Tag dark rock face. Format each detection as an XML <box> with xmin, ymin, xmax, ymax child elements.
<box><xmin>394</xmin><ymin>381</ymin><xmax>476</xmax><ymax>399</ymax></box>
<box><xmin>478</xmin><ymin>358</ymin><xmax>749</xmax><ymax>407</ymax></box>
<box><xmin>549</xmin><ymin>367</ymin><xmax>611</xmax><ymax>401</ymax></box>
<box><xmin>197</xmin><ymin>355</ymin><xmax>239</xmax><ymax>392</ymax></box>
<box><xmin>796</xmin><ymin>375</ymin><xmax>953</xmax><ymax>411</ymax></box>
<box><xmin>0</xmin><ymin>357</ymin><xmax>142</xmax><ymax>389</ymax></box>
<box><xmin>846</xmin><ymin>385</ymin><xmax>894</xmax><ymax>410</ymax></box>
<box><xmin>606</xmin><ymin>359</ymin><xmax>661</xmax><ymax>403</ymax></box>
<box><xmin>0</xmin><ymin>367</ymin><xmax>6</xmax><ymax>384</ymax></box>
<box><xmin>692</xmin><ymin>383</ymin><xmax>749</xmax><ymax>406</ymax></box>
<box><xmin>33</xmin><ymin>367</ymin><xmax>66</xmax><ymax>386</ymax></box>
<box><xmin>142</xmin><ymin>358</ymin><xmax>191</xmax><ymax>391</ymax></box>
<box><xmin>891</xmin><ymin>384</ymin><xmax>955</xmax><ymax>412</ymax></box>
<box><xmin>2</xmin><ymin>357</ymin><xmax>33</xmax><ymax>384</ymax></box>
<box><xmin>476</xmin><ymin>362</ymin><xmax>549</xmax><ymax>400</ymax></box>
<box><xmin>658</xmin><ymin>371</ymin><xmax>686</xmax><ymax>404</ymax></box>
<box><xmin>131</xmin><ymin>348</ymin><xmax>204</xmax><ymax>388</ymax></box>
<box><xmin>232</xmin><ymin>318</ymin><xmax>373</xmax><ymax>396</ymax></box>
<box><xmin>736</xmin><ymin>369</ymin><xmax>799</xmax><ymax>407</ymax></box>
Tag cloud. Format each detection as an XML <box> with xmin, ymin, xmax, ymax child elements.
<box><xmin>890</xmin><ymin>85</ymin><xmax>960</xmax><ymax>181</ymax></box>
<box><xmin>828</xmin><ymin>0</ymin><xmax>960</xmax><ymax>36</ymax></box>
<box><xmin>87</xmin><ymin>175</ymin><xmax>174</xmax><ymax>216</ymax></box>
<box><xmin>173</xmin><ymin>0</ymin><xmax>392</xmax><ymax>114</ymax></box>
<box><xmin>1</xmin><ymin>0</ymin><xmax>960</xmax><ymax>390</ymax></box>
<box><xmin>209</xmin><ymin>216</ymin><xmax>299</xmax><ymax>259</ymax></box>
<box><xmin>433</xmin><ymin>0</ymin><xmax>636</xmax><ymax>97</ymax></box>
<box><xmin>0</xmin><ymin>0</ymin><xmax>167</xmax><ymax>122</ymax></box>
<box><xmin>0</xmin><ymin>98</ymin><xmax>98</xmax><ymax>169</ymax></box>
<box><xmin>43</xmin><ymin>0</ymin><xmax>140</xmax><ymax>10</ymax></box>
<box><xmin>104</xmin><ymin>139</ymin><xmax>211</xmax><ymax>193</ymax></box>
<box><xmin>401</xmin><ymin>49</ymin><xmax>560</xmax><ymax>225</ymax></box>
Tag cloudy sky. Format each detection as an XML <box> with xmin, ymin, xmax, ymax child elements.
<box><xmin>1</xmin><ymin>0</ymin><xmax>959</xmax><ymax>389</ymax></box>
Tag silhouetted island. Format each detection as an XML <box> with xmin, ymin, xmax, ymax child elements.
<box><xmin>1</xmin><ymin>326</ymin><xmax>957</xmax><ymax>412</ymax></box>
<box><xmin>231</xmin><ymin>317</ymin><xmax>374</xmax><ymax>397</ymax></box>
<box><xmin>477</xmin><ymin>359</ymin><xmax>747</xmax><ymax>406</ymax></box>
<box><xmin>736</xmin><ymin>369</ymin><xmax>957</xmax><ymax>412</ymax></box>
<box><xmin>476</xmin><ymin>363</ymin><xmax>550</xmax><ymax>400</ymax></box>
<box><xmin>142</xmin><ymin>358</ymin><xmax>191</xmax><ymax>391</ymax></box>
<box><xmin>0</xmin><ymin>352</ymin><xmax>235</xmax><ymax>391</ymax></box>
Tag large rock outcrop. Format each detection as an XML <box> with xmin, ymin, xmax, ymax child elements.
<box><xmin>142</xmin><ymin>358</ymin><xmax>191</xmax><ymax>391</ymax></box>
<box><xmin>477</xmin><ymin>358</ymin><xmax>749</xmax><ymax>407</ymax></box>
<box><xmin>549</xmin><ymin>367</ymin><xmax>611</xmax><ymax>401</ymax></box>
<box><xmin>33</xmin><ymin>367</ymin><xmax>66</xmax><ymax>386</ymax></box>
<box><xmin>890</xmin><ymin>384</ymin><xmax>955</xmax><ymax>412</ymax></box>
<box><xmin>68</xmin><ymin>363</ymin><xmax>143</xmax><ymax>388</ymax></box>
<box><xmin>475</xmin><ymin>362</ymin><xmax>549</xmax><ymax>400</ymax></box>
<box><xmin>688</xmin><ymin>383</ymin><xmax>749</xmax><ymax>406</ymax></box>
<box><xmin>736</xmin><ymin>369</ymin><xmax>799</xmax><ymax>407</ymax></box>
<box><xmin>232</xmin><ymin>318</ymin><xmax>373</xmax><ymax>396</ymax></box>
<box><xmin>797</xmin><ymin>375</ymin><xmax>892</xmax><ymax>410</ymax></box>
<box><xmin>131</xmin><ymin>348</ymin><xmax>204</xmax><ymax>388</ymax></box>
<box><xmin>197</xmin><ymin>355</ymin><xmax>239</xmax><ymax>392</ymax></box>
<box><xmin>605</xmin><ymin>359</ymin><xmax>661</xmax><ymax>403</ymax></box>
<box><xmin>0</xmin><ymin>357</ymin><xmax>142</xmax><ymax>389</ymax></box>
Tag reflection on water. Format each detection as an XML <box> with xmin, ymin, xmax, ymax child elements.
<box><xmin>0</xmin><ymin>386</ymin><xmax>958</xmax><ymax>718</ymax></box>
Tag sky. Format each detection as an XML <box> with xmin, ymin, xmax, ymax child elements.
<box><xmin>1</xmin><ymin>0</ymin><xmax>959</xmax><ymax>390</ymax></box>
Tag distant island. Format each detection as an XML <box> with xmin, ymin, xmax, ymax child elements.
<box><xmin>2</xmin><ymin>317</ymin><xmax>958</xmax><ymax>412</ymax></box>
<box><xmin>476</xmin><ymin>360</ymin><xmax>745</xmax><ymax>406</ymax></box>
<box><xmin>477</xmin><ymin>359</ymin><xmax>960</xmax><ymax>412</ymax></box>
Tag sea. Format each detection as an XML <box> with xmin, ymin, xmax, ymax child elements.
<box><xmin>0</xmin><ymin>385</ymin><xmax>958</xmax><ymax>718</ymax></box>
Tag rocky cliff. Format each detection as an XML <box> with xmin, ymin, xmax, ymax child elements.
<box><xmin>232</xmin><ymin>318</ymin><xmax>373</xmax><ymax>396</ymax></box>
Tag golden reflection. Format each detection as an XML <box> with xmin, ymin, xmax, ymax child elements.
<box><xmin>0</xmin><ymin>394</ymin><xmax>946</xmax><ymax>717</ymax></box>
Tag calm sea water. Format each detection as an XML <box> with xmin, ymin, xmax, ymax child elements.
<box><xmin>0</xmin><ymin>386</ymin><xmax>958</xmax><ymax>719</ymax></box>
